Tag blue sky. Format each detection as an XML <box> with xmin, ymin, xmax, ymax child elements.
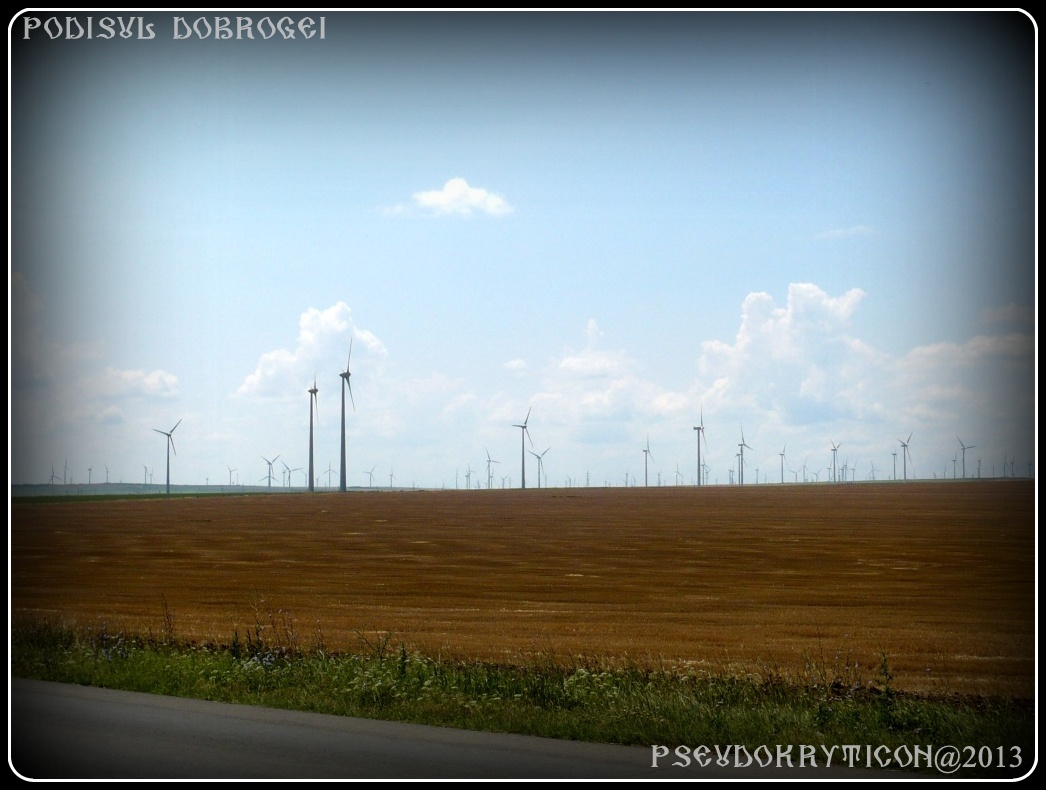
<box><xmin>10</xmin><ymin>11</ymin><xmax>1036</xmax><ymax>489</ymax></box>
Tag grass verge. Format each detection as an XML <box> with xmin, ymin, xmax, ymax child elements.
<box><xmin>11</xmin><ymin>614</ymin><xmax>1033</xmax><ymax>779</ymax></box>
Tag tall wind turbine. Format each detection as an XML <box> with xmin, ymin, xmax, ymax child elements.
<box><xmin>529</xmin><ymin>446</ymin><xmax>551</xmax><ymax>488</ymax></box>
<box><xmin>153</xmin><ymin>419</ymin><xmax>181</xmax><ymax>495</ymax></box>
<box><xmin>308</xmin><ymin>378</ymin><xmax>319</xmax><ymax>492</ymax></box>
<box><xmin>957</xmin><ymin>436</ymin><xmax>976</xmax><ymax>479</ymax></box>
<box><xmin>899</xmin><ymin>432</ymin><xmax>913</xmax><ymax>481</ymax></box>
<box><xmin>779</xmin><ymin>444</ymin><xmax>787</xmax><ymax>484</ymax></box>
<box><xmin>830</xmin><ymin>440</ymin><xmax>841</xmax><ymax>483</ymax></box>
<box><xmin>693</xmin><ymin>409</ymin><xmax>706</xmax><ymax>488</ymax></box>
<box><xmin>514</xmin><ymin>407</ymin><xmax>533</xmax><ymax>488</ymax></box>
<box><xmin>738</xmin><ymin>426</ymin><xmax>751</xmax><ymax>486</ymax></box>
<box><xmin>643</xmin><ymin>435</ymin><xmax>654</xmax><ymax>487</ymax></box>
<box><xmin>339</xmin><ymin>339</ymin><xmax>355</xmax><ymax>493</ymax></box>
<box><xmin>363</xmin><ymin>465</ymin><xmax>376</xmax><ymax>487</ymax></box>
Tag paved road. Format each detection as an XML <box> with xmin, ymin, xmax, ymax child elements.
<box><xmin>11</xmin><ymin>678</ymin><xmax>917</xmax><ymax>779</ymax></box>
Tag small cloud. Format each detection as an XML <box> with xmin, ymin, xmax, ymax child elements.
<box><xmin>503</xmin><ymin>359</ymin><xmax>527</xmax><ymax>373</ymax></box>
<box><xmin>412</xmin><ymin>178</ymin><xmax>513</xmax><ymax>217</ymax></box>
<box><xmin>814</xmin><ymin>225</ymin><xmax>873</xmax><ymax>241</ymax></box>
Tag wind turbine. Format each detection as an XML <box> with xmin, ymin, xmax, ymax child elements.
<box><xmin>87</xmin><ymin>467</ymin><xmax>92</xmax><ymax>485</ymax></box>
<box><xmin>227</xmin><ymin>466</ymin><xmax>237</xmax><ymax>486</ymax></box>
<box><xmin>514</xmin><ymin>407</ymin><xmax>533</xmax><ymax>488</ymax></box>
<box><xmin>528</xmin><ymin>447</ymin><xmax>550</xmax><ymax>489</ymax></box>
<box><xmin>957</xmin><ymin>436</ymin><xmax>976</xmax><ymax>479</ymax></box>
<box><xmin>308</xmin><ymin>378</ymin><xmax>319</xmax><ymax>492</ymax></box>
<box><xmin>363</xmin><ymin>465</ymin><xmax>376</xmax><ymax>487</ymax></box>
<box><xmin>262</xmin><ymin>455</ymin><xmax>280</xmax><ymax>489</ymax></box>
<box><xmin>485</xmin><ymin>448</ymin><xmax>500</xmax><ymax>490</ymax></box>
<box><xmin>899</xmin><ymin>433</ymin><xmax>913</xmax><ymax>481</ymax></box>
<box><xmin>104</xmin><ymin>465</ymin><xmax>109</xmax><ymax>484</ymax></box>
<box><xmin>779</xmin><ymin>444</ymin><xmax>786</xmax><ymax>484</ymax></box>
<box><xmin>48</xmin><ymin>465</ymin><xmax>58</xmax><ymax>485</ymax></box>
<box><xmin>153</xmin><ymin>419</ymin><xmax>181</xmax><ymax>495</ymax></box>
<box><xmin>830</xmin><ymin>440</ymin><xmax>841</xmax><ymax>483</ymax></box>
<box><xmin>738</xmin><ymin>426</ymin><xmax>751</xmax><ymax>486</ymax></box>
<box><xmin>692</xmin><ymin>409</ymin><xmax>706</xmax><ymax>488</ymax></box>
<box><xmin>339</xmin><ymin>339</ymin><xmax>355</xmax><ymax>492</ymax></box>
<box><xmin>643</xmin><ymin>435</ymin><xmax>654</xmax><ymax>487</ymax></box>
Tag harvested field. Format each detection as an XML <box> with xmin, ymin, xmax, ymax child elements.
<box><xmin>11</xmin><ymin>480</ymin><xmax>1034</xmax><ymax>697</ymax></box>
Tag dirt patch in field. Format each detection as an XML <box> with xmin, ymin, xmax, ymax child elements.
<box><xmin>11</xmin><ymin>481</ymin><xmax>1034</xmax><ymax>697</ymax></box>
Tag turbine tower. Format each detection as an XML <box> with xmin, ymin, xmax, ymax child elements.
<box><xmin>152</xmin><ymin>419</ymin><xmax>181</xmax><ymax>495</ymax></box>
<box><xmin>339</xmin><ymin>339</ymin><xmax>355</xmax><ymax>492</ymax></box>
<box><xmin>779</xmin><ymin>444</ymin><xmax>786</xmax><ymax>484</ymax></box>
<box><xmin>738</xmin><ymin>426</ymin><xmax>751</xmax><ymax>486</ymax></box>
<box><xmin>830</xmin><ymin>440</ymin><xmax>841</xmax><ymax>483</ymax></box>
<box><xmin>308</xmin><ymin>378</ymin><xmax>319</xmax><ymax>492</ymax></box>
<box><xmin>529</xmin><ymin>446</ymin><xmax>550</xmax><ymax>488</ymax></box>
<box><xmin>957</xmin><ymin>436</ymin><xmax>976</xmax><ymax>479</ymax></box>
<box><xmin>899</xmin><ymin>432</ymin><xmax>913</xmax><ymax>481</ymax></box>
<box><xmin>262</xmin><ymin>455</ymin><xmax>280</xmax><ymax>489</ymax></box>
<box><xmin>514</xmin><ymin>407</ymin><xmax>533</xmax><ymax>488</ymax></box>
<box><xmin>485</xmin><ymin>448</ymin><xmax>500</xmax><ymax>490</ymax></box>
<box><xmin>693</xmin><ymin>408</ymin><xmax>706</xmax><ymax>488</ymax></box>
<box><xmin>643</xmin><ymin>435</ymin><xmax>654</xmax><ymax>487</ymax></box>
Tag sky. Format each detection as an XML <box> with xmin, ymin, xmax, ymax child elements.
<box><xmin>9</xmin><ymin>11</ymin><xmax>1037</xmax><ymax>490</ymax></box>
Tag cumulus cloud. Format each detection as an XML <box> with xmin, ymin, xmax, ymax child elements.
<box><xmin>412</xmin><ymin>178</ymin><xmax>513</xmax><ymax>217</ymax></box>
<box><xmin>814</xmin><ymin>225</ymin><xmax>874</xmax><ymax>240</ymax></box>
<box><xmin>237</xmin><ymin>302</ymin><xmax>384</xmax><ymax>397</ymax></box>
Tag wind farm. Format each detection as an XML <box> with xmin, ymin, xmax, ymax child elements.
<box><xmin>10</xmin><ymin>14</ymin><xmax>1034</xmax><ymax>767</ymax></box>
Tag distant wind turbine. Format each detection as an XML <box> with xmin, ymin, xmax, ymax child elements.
<box><xmin>363</xmin><ymin>465</ymin><xmax>376</xmax><ymax>487</ymax></box>
<box><xmin>643</xmin><ymin>435</ymin><xmax>655</xmax><ymax>487</ymax></box>
<box><xmin>153</xmin><ymin>419</ymin><xmax>181</xmax><ymax>495</ymax></box>
<box><xmin>957</xmin><ymin>436</ymin><xmax>976</xmax><ymax>479</ymax></box>
<box><xmin>738</xmin><ymin>426</ymin><xmax>751</xmax><ymax>486</ymax></box>
<box><xmin>228</xmin><ymin>466</ymin><xmax>237</xmax><ymax>486</ymax></box>
<box><xmin>830</xmin><ymin>440</ymin><xmax>841</xmax><ymax>483</ymax></box>
<box><xmin>339</xmin><ymin>339</ymin><xmax>355</xmax><ymax>493</ymax></box>
<box><xmin>779</xmin><ymin>444</ymin><xmax>787</xmax><ymax>484</ymax></box>
<box><xmin>262</xmin><ymin>455</ymin><xmax>280</xmax><ymax>489</ymax></box>
<box><xmin>514</xmin><ymin>407</ymin><xmax>533</xmax><ymax>488</ymax></box>
<box><xmin>485</xmin><ymin>448</ymin><xmax>500</xmax><ymax>490</ymax></box>
<box><xmin>308</xmin><ymin>378</ymin><xmax>319</xmax><ymax>492</ymax></box>
<box><xmin>693</xmin><ymin>409</ymin><xmax>706</xmax><ymax>488</ymax></box>
<box><xmin>528</xmin><ymin>447</ymin><xmax>550</xmax><ymax>489</ymax></box>
<box><xmin>899</xmin><ymin>432</ymin><xmax>913</xmax><ymax>481</ymax></box>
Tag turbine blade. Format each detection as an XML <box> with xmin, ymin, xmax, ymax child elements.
<box><xmin>170</xmin><ymin>419</ymin><xmax>182</xmax><ymax>433</ymax></box>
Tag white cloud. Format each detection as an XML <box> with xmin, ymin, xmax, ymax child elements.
<box><xmin>412</xmin><ymin>178</ymin><xmax>513</xmax><ymax>217</ymax></box>
<box><xmin>237</xmin><ymin>302</ymin><xmax>380</xmax><ymax>397</ymax></box>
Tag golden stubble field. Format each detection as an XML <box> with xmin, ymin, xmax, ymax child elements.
<box><xmin>11</xmin><ymin>480</ymin><xmax>1034</xmax><ymax>697</ymax></box>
